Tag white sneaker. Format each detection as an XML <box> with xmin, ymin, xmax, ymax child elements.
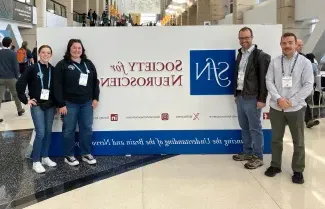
<box><xmin>33</xmin><ymin>162</ymin><xmax>46</xmax><ymax>174</ymax></box>
<box><xmin>42</xmin><ymin>157</ymin><xmax>57</xmax><ymax>167</ymax></box>
<box><xmin>82</xmin><ymin>154</ymin><xmax>97</xmax><ymax>165</ymax></box>
<box><xmin>64</xmin><ymin>156</ymin><xmax>80</xmax><ymax>166</ymax></box>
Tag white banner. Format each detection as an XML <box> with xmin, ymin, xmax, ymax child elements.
<box><xmin>38</xmin><ymin>25</ymin><xmax>282</xmax><ymax>155</ymax></box>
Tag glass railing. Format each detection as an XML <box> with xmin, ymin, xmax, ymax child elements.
<box><xmin>16</xmin><ymin>0</ymin><xmax>35</xmax><ymax>6</ymax></box>
<box><xmin>73</xmin><ymin>11</ymin><xmax>84</xmax><ymax>23</ymax></box>
<box><xmin>46</xmin><ymin>0</ymin><xmax>67</xmax><ymax>18</ymax></box>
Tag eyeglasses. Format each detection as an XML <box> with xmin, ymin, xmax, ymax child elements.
<box><xmin>238</xmin><ymin>36</ymin><xmax>252</xmax><ymax>41</ymax></box>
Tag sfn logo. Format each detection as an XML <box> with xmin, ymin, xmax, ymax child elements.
<box><xmin>190</xmin><ymin>50</ymin><xmax>236</xmax><ymax>95</ymax></box>
<box><xmin>110</xmin><ymin>114</ymin><xmax>118</xmax><ymax>121</ymax></box>
<box><xmin>263</xmin><ymin>112</ymin><xmax>270</xmax><ymax>120</ymax></box>
<box><xmin>193</xmin><ymin>113</ymin><xmax>199</xmax><ymax>120</ymax></box>
<box><xmin>161</xmin><ymin>113</ymin><xmax>169</xmax><ymax>120</ymax></box>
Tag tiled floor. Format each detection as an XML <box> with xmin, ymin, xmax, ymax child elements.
<box><xmin>1</xmin><ymin>102</ymin><xmax>325</xmax><ymax>209</ymax></box>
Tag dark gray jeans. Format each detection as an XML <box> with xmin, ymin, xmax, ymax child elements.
<box><xmin>0</xmin><ymin>79</ymin><xmax>23</xmax><ymax>114</ymax></box>
<box><xmin>269</xmin><ymin>107</ymin><xmax>306</xmax><ymax>172</ymax></box>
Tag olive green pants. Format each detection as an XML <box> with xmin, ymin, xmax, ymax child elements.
<box><xmin>269</xmin><ymin>107</ymin><xmax>306</xmax><ymax>172</ymax></box>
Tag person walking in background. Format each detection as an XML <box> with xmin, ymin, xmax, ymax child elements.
<box><xmin>54</xmin><ymin>39</ymin><xmax>100</xmax><ymax>166</ymax></box>
<box><xmin>87</xmin><ymin>9</ymin><xmax>92</xmax><ymax>21</ymax></box>
<box><xmin>92</xmin><ymin>11</ymin><xmax>98</xmax><ymax>25</ymax></box>
<box><xmin>17</xmin><ymin>41</ymin><xmax>34</xmax><ymax>74</ymax></box>
<box><xmin>0</xmin><ymin>37</ymin><xmax>25</xmax><ymax>122</ymax></box>
<box><xmin>16</xmin><ymin>45</ymin><xmax>57</xmax><ymax>173</ymax></box>
<box><xmin>296</xmin><ymin>39</ymin><xmax>319</xmax><ymax>128</ymax></box>
<box><xmin>10</xmin><ymin>45</ymin><xmax>16</xmax><ymax>51</ymax></box>
<box><xmin>232</xmin><ymin>27</ymin><xmax>271</xmax><ymax>169</ymax></box>
<box><xmin>32</xmin><ymin>45</ymin><xmax>38</xmax><ymax>64</ymax></box>
<box><xmin>265</xmin><ymin>33</ymin><xmax>314</xmax><ymax>184</ymax></box>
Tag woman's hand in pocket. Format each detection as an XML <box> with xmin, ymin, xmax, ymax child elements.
<box><xmin>59</xmin><ymin>106</ymin><xmax>68</xmax><ymax>115</ymax></box>
<box><xmin>28</xmin><ymin>99</ymin><xmax>37</xmax><ymax>107</ymax></box>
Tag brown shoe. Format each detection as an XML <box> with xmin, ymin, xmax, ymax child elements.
<box><xmin>232</xmin><ymin>153</ymin><xmax>253</xmax><ymax>161</ymax></box>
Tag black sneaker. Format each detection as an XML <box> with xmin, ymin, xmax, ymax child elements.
<box><xmin>292</xmin><ymin>172</ymin><xmax>304</xmax><ymax>184</ymax></box>
<box><xmin>64</xmin><ymin>156</ymin><xmax>80</xmax><ymax>166</ymax></box>
<box><xmin>18</xmin><ymin>109</ymin><xmax>25</xmax><ymax>116</ymax></box>
<box><xmin>0</xmin><ymin>119</ymin><xmax>3</xmax><ymax>123</ymax></box>
<box><xmin>82</xmin><ymin>154</ymin><xmax>97</xmax><ymax>165</ymax></box>
<box><xmin>264</xmin><ymin>166</ymin><xmax>282</xmax><ymax>177</ymax></box>
<box><xmin>306</xmin><ymin>120</ymin><xmax>320</xmax><ymax>128</ymax></box>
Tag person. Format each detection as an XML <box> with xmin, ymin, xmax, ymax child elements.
<box><xmin>54</xmin><ymin>39</ymin><xmax>100</xmax><ymax>166</ymax></box>
<box><xmin>92</xmin><ymin>11</ymin><xmax>97</xmax><ymax>25</ymax></box>
<box><xmin>0</xmin><ymin>37</ymin><xmax>25</xmax><ymax>122</ymax></box>
<box><xmin>306</xmin><ymin>53</ymin><xmax>319</xmax><ymax>76</ymax></box>
<box><xmin>265</xmin><ymin>33</ymin><xmax>314</xmax><ymax>184</ymax></box>
<box><xmin>296</xmin><ymin>39</ymin><xmax>304</xmax><ymax>54</ymax></box>
<box><xmin>32</xmin><ymin>45</ymin><xmax>38</xmax><ymax>64</ymax></box>
<box><xmin>296</xmin><ymin>39</ymin><xmax>320</xmax><ymax>128</ymax></box>
<box><xmin>16</xmin><ymin>45</ymin><xmax>57</xmax><ymax>173</ymax></box>
<box><xmin>88</xmin><ymin>9</ymin><xmax>92</xmax><ymax>21</ymax></box>
<box><xmin>17</xmin><ymin>41</ymin><xmax>34</xmax><ymax>74</ymax></box>
<box><xmin>232</xmin><ymin>27</ymin><xmax>271</xmax><ymax>169</ymax></box>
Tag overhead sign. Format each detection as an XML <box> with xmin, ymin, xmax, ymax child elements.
<box><xmin>37</xmin><ymin>25</ymin><xmax>282</xmax><ymax>156</ymax></box>
<box><xmin>13</xmin><ymin>1</ymin><xmax>33</xmax><ymax>23</ymax></box>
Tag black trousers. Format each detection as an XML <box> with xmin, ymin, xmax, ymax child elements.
<box><xmin>304</xmin><ymin>96</ymin><xmax>313</xmax><ymax>123</ymax></box>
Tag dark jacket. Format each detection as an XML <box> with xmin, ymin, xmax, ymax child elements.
<box><xmin>234</xmin><ymin>45</ymin><xmax>271</xmax><ymax>103</ymax></box>
<box><xmin>16</xmin><ymin>62</ymin><xmax>56</xmax><ymax>109</ymax></box>
<box><xmin>53</xmin><ymin>58</ymin><xmax>100</xmax><ymax>108</ymax></box>
<box><xmin>0</xmin><ymin>48</ymin><xmax>19</xmax><ymax>79</ymax></box>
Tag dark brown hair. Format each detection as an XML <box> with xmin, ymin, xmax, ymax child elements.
<box><xmin>38</xmin><ymin>45</ymin><xmax>53</xmax><ymax>54</ymax></box>
<box><xmin>239</xmin><ymin>27</ymin><xmax>253</xmax><ymax>37</ymax></box>
<box><xmin>281</xmin><ymin>32</ymin><xmax>297</xmax><ymax>42</ymax></box>
<box><xmin>64</xmin><ymin>39</ymin><xmax>87</xmax><ymax>61</ymax></box>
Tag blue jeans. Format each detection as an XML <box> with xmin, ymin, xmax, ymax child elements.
<box><xmin>30</xmin><ymin>106</ymin><xmax>55</xmax><ymax>162</ymax></box>
<box><xmin>62</xmin><ymin>100</ymin><xmax>93</xmax><ymax>156</ymax></box>
<box><xmin>236</xmin><ymin>96</ymin><xmax>264</xmax><ymax>159</ymax></box>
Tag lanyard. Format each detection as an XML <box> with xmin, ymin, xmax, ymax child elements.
<box><xmin>37</xmin><ymin>63</ymin><xmax>51</xmax><ymax>89</ymax></box>
<box><xmin>73</xmin><ymin>62</ymin><xmax>89</xmax><ymax>74</ymax></box>
<box><xmin>239</xmin><ymin>51</ymin><xmax>252</xmax><ymax>73</ymax></box>
<box><xmin>281</xmin><ymin>53</ymin><xmax>299</xmax><ymax>76</ymax></box>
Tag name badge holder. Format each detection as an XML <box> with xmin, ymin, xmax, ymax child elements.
<box><xmin>281</xmin><ymin>54</ymin><xmax>299</xmax><ymax>88</ymax></box>
<box><xmin>237</xmin><ymin>71</ymin><xmax>245</xmax><ymax>86</ymax></box>
<box><xmin>38</xmin><ymin>63</ymin><xmax>51</xmax><ymax>101</ymax></box>
<box><xmin>237</xmin><ymin>56</ymin><xmax>249</xmax><ymax>87</ymax></box>
<box><xmin>73</xmin><ymin>63</ymin><xmax>89</xmax><ymax>86</ymax></box>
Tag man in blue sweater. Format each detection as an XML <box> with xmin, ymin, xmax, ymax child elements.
<box><xmin>0</xmin><ymin>37</ymin><xmax>25</xmax><ymax>122</ymax></box>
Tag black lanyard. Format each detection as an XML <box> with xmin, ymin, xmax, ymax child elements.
<box><xmin>281</xmin><ymin>53</ymin><xmax>299</xmax><ymax>76</ymax></box>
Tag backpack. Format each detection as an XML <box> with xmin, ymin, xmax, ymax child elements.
<box><xmin>17</xmin><ymin>48</ymin><xmax>27</xmax><ymax>63</ymax></box>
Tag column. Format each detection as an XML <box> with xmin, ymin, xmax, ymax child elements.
<box><xmin>276</xmin><ymin>0</ymin><xmax>295</xmax><ymax>33</ymax></box>
<box><xmin>89</xmin><ymin>0</ymin><xmax>96</xmax><ymax>12</ymax></box>
<box><xmin>197</xmin><ymin>0</ymin><xmax>211</xmax><ymax>25</ymax></box>
<box><xmin>177</xmin><ymin>15</ymin><xmax>182</xmax><ymax>26</ymax></box>
<box><xmin>36</xmin><ymin>0</ymin><xmax>47</xmax><ymax>27</ymax></box>
<box><xmin>61</xmin><ymin>0</ymin><xmax>74</xmax><ymax>26</ymax></box>
<box><xmin>210</xmin><ymin>0</ymin><xmax>225</xmax><ymax>25</ymax></box>
<box><xmin>86</xmin><ymin>0</ymin><xmax>89</xmax><ymax>13</ymax></box>
<box><xmin>188</xmin><ymin>5</ymin><xmax>197</xmax><ymax>25</ymax></box>
<box><xmin>96</xmin><ymin>0</ymin><xmax>100</xmax><ymax>14</ymax></box>
<box><xmin>233</xmin><ymin>0</ymin><xmax>255</xmax><ymax>24</ymax></box>
<box><xmin>182</xmin><ymin>11</ymin><xmax>188</xmax><ymax>26</ymax></box>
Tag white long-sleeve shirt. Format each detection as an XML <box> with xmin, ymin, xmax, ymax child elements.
<box><xmin>266</xmin><ymin>51</ymin><xmax>314</xmax><ymax>112</ymax></box>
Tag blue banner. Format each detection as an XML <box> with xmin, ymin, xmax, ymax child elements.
<box><xmin>49</xmin><ymin>130</ymin><xmax>272</xmax><ymax>156</ymax></box>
